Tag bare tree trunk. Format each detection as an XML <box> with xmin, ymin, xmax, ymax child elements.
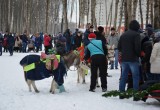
<box><xmin>105</xmin><ymin>0</ymin><xmax>108</xmax><ymax>33</ymax></box>
<box><xmin>91</xmin><ymin>0</ymin><xmax>97</xmax><ymax>30</ymax></box>
<box><xmin>10</xmin><ymin>0</ymin><xmax>14</xmax><ymax>33</ymax></box>
<box><xmin>106</xmin><ymin>1</ymin><xmax>112</xmax><ymax>34</ymax></box>
<box><xmin>146</xmin><ymin>0</ymin><xmax>150</xmax><ymax>25</ymax></box>
<box><xmin>114</xmin><ymin>0</ymin><xmax>119</xmax><ymax>29</ymax></box>
<box><xmin>150</xmin><ymin>0</ymin><xmax>154</xmax><ymax>26</ymax></box>
<box><xmin>79</xmin><ymin>0</ymin><xmax>86</xmax><ymax>28</ymax></box>
<box><xmin>70</xmin><ymin>0</ymin><xmax>75</xmax><ymax>22</ymax></box>
<box><xmin>154</xmin><ymin>0</ymin><xmax>160</xmax><ymax>29</ymax></box>
<box><xmin>124</xmin><ymin>0</ymin><xmax>129</xmax><ymax>29</ymax></box>
<box><xmin>109</xmin><ymin>0</ymin><xmax>114</xmax><ymax>30</ymax></box>
<box><xmin>87</xmin><ymin>0</ymin><xmax>90</xmax><ymax>23</ymax></box>
<box><xmin>127</xmin><ymin>0</ymin><xmax>132</xmax><ymax>22</ymax></box>
<box><xmin>118</xmin><ymin>0</ymin><xmax>124</xmax><ymax>33</ymax></box>
<box><xmin>62</xmin><ymin>0</ymin><xmax>68</xmax><ymax>32</ymax></box>
<box><xmin>78</xmin><ymin>0</ymin><xmax>82</xmax><ymax>28</ymax></box>
<box><xmin>46</xmin><ymin>0</ymin><xmax>50</xmax><ymax>33</ymax></box>
<box><xmin>139</xmin><ymin>0</ymin><xmax>143</xmax><ymax>29</ymax></box>
<box><xmin>132</xmin><ymin>0</ymin><xmax>138</xmax><ymax>20</ymax></box>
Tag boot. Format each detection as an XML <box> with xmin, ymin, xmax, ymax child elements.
<box><xmin>59</xmin><ymin>85</ymin><xmax>66</xmax><ymax>93</ymax></box>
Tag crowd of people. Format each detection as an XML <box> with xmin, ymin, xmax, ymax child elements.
<box><xmin>0</xmin><ymin>20</ymin><xmax>160</xmax><ymax>98</ymax></box>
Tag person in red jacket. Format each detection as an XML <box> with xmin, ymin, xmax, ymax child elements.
<box><xmin>44</xmin><ymin>33</ymin><xmax>51</xmax><ymax>54</ymax></box>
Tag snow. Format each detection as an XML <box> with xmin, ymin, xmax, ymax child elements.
<box><xmin>0</xmin><ymin>52</ymin><xmax>160</xmax><ymax>110</ymax></box>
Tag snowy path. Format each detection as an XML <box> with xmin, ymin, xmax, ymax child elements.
<box><xmin>0</xmin><ymin>52</ymin><xmax>160</xmax><ymax>110</ymax></box>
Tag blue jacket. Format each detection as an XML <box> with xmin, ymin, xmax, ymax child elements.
<box><xmin>35</xmin><ymin>37</ymin><xmax>41</xmax><ymax>47</ymax></box>
<box><xmin>87</xmin><ymin>39</ymin><xmax>104</xmax><ymax>56</ymax></box>
<box><xmin>84</xmin><ymin>39</ymin><xmax>107</xmax><ymax>60</ymax></box>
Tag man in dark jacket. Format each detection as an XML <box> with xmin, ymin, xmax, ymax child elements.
<box><xmin>7</xmin><ymin>33</ymin><xmax>15</xmax><ymax>56</ymax></box>
<box><xmin>64</xmin><ymin>29</ymin><xmax>71</xmax><ymax>52</ymax></box>
<box><xmin>83</xmin><ymin>24</ymin><xmax>94</xmax><ymax>46</ymax></box>
<box><xmin>21</xmin><ymin>32</ymin><xmax>28</xmax><ymax>53</ymax></box>
<box><xmin>118</xmin><ymin>20</ymin><xmax>141</xmax><ymax>100</ymax></box>
<box><xmin>95</xmin><ymin>26</ymin><xmax>106</xmax><ymax>45</ymax></box>
<box><xmin>35</xmin><ymin>33</ymin><xmax>41</xmax><ymax>52</ymax></box>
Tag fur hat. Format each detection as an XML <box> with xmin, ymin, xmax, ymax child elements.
<box><xmin>129</xmin><ymin>20</ymin><xmax>140</xmax><ymax>31</ymax></box>
<box><xmin>88</xmin><ymin>33</ymin><xmax>96</xmax><ymax>39</ymax></box>
<box><xmin>98</xmin><ymin>26</ymin><xmax>104</xmax><ymax>32</ymax></box>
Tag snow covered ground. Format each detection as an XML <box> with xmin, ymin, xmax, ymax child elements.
<box><xmin>0</xmin><ymin>52</ymin><xmax>160</xmax><ymax>110</ymax></box>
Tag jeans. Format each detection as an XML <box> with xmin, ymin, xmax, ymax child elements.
<box><xmin>22</xmin><ymin>42</ymin><xmax>27</xmax><ymax>53</ymax></box>
<box><xmin>119</xmin><ymin>62</ymin><xmax>140</xmax><ymax>92</ymax></box>
<box><xmin>111</xmin><ymin>49</ymin><xmax>119</xmax><ymax>69</ymax></box>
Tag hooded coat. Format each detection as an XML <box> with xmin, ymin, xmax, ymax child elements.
<box><xmin>118</xmin><ymin>20</ymin><xmax>141</xmax><ymax>62</ymax></box>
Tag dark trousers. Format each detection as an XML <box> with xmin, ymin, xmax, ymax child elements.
<box><xmin>36</xmin><ymin>46</ymin><xmax>40</xmax><ymax>52</ymax></box>
<box><xmin>3</xmin><ymin>46</ymin><xmax>8</xmax><ymax>52</ymax></box>
<box><xmin>8</xmin><ymin>46</ymin><xmax>14</xmax><ymax>55</ymax></box>
<box><xmin>45</xmin><ymin>46</ymin><xmax>51</xmax><ymax>54</ymax></box>
<box><xmin>14</xmin><ymin>47</ymin><xmax>19</xmax><ymax>52</ymax></box>
<box><xmin>0</xmin><ymin>44</ymin><xmax>2</xmax><ymax>55</ymax></box>
<box><xmin>90</xmin><ymin>54</ymin><xmax>107</xmax><ymax>90</ymax></box>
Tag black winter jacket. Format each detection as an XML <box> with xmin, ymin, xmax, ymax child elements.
<box><xmin>118</xmin><ymin>30</ymin><xmax>141</xmax><ymax>62</ymax></box>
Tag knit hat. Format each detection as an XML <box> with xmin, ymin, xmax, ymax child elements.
<box><xmin>88</xmin><ymin>33</ymin><xmax>96</xmax><ymax>40</ymax></box>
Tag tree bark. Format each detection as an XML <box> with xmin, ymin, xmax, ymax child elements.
<box><xmin>146</xmin><ymin>0</ymin><xmax>150</xmax><ymax>25</ymax></box>
<box><xmin>139</xmin><ymin>0</ymin><xmax>144</xmax><ymax>29</ymax></box>
<box><xmin>118</xmin><ymin>0</ymin><xmax>124</xmax><ymax>33</ymax></box>
<box><xmin>114</xmin><ymin>0</ymin><xmax>119</xmax><ymax>29</ymax></box>
<box><xmin>132</xmin><ymin>0</ymin><xmax>138</xmax><ymax>20</ymax></box>
<box><xmin>62</xmin><ymin>0</ymin><xmax>68</xmax><ymax>32</ymax></box>
<box><xmin>46</xmin><ymin>0</ymin><xmax>50</xmax><ymax>33</ymax></box>
<box><xmin>91</xmin><ymin>0</ymin><xmax>97</xmax><ymax>30</ymax></box>
<box><xmin>154</xmin><ymin>0</ymin><xmax>160</xmax><ymax>29</ymax></box>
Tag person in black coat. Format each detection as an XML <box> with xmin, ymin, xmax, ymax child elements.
<box><xmin>7</xmin><ymin>33</ymin><xmax>15</xmax><ymax>56</ymax></box>
<box><xmin>64</xmin><ymin>29</ymin><xmax>71</xmax><ymax>52</ymax></box>
<box><xmin>118</xmin><ymin>20</ymin><xmax>141</xmax><ymax>100</ymax></box>
<box><xmin>95</xmin><ymin>26</ymin><xmax>107</xmax><ymax>45</ymax></box>
<box><xmin>21</xmin><ymin>33</ymin><xmax>28</xmax><ymax>53</ymax></box>
<box><xmin>75</xmin><ymin>31</ymin><xmax>82</xmax><ymax>49</ymax></box>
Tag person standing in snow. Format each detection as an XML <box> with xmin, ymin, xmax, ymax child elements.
<box><xmin>118</xmin><ymin>20</ymin><xmax>141</xmax><ymax>100</ymax></box>
<box><xmin>84</xmin><ymin>33</ymin><xmax>108</xmax><ymax>92</ymax></box>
